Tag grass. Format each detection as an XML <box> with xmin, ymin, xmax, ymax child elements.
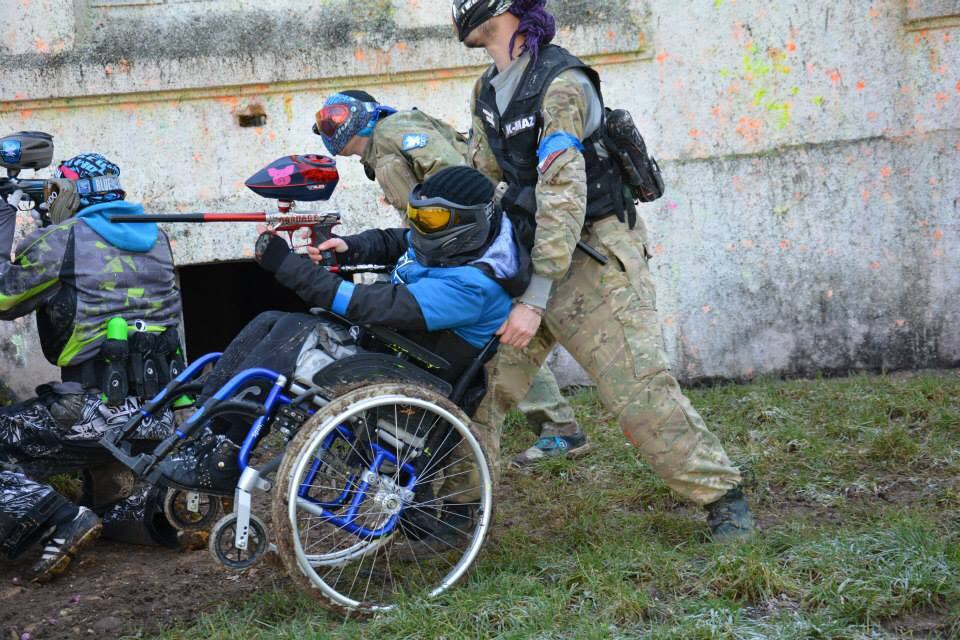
<box><xmin>150</xmin><ymin>371</ymin><xmax>960</xmax><ymax>639</ymax></box>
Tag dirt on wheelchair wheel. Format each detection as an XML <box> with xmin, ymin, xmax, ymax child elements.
<box><xmin>0</xmin><ymin>538</ymin><xmax>279</xmax><ymax>639</ymax></box>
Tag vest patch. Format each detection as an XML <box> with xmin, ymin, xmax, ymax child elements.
<box><xmin>401</xmin><ymin>134</ymin><xmax>429</xmax><ymax>151</ymax></box>
<box><xmin>482</xmin><ymin>108</ymin><xmax>497</xmax><ymax>129</ymax></box>
<box><xmin>504</xmin><ymin>115</ymin><xmax>537</xmax><ymax>138</ymax></box>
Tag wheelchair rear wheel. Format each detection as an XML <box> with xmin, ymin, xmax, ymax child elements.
<box><xmin>272</xmin><ymin>382</ymin><xmax>494</xmax><ymax>614</ymax></box>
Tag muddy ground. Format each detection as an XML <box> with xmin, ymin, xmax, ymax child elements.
<box><xmin>0</xmin><ymin>538</ymin><xmax>280</xmax><ymax>640</ymax></box>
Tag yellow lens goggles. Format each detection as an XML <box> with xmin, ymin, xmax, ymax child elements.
<box><xmin>406</xmin><ymin>204</ymin><xmax>455</xmax><ymax>234</ymax></box>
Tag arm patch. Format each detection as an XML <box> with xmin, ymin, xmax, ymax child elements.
<box><xmin>537</xmin><ymin>132</ymin><xmax>584</xmax><ymax>175</ymax></box>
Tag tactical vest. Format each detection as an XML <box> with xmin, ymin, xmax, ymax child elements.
<box><xmin>475</xmin><ymin>45</ymin><xmax>625</xmax><ymax>227</ymax></box>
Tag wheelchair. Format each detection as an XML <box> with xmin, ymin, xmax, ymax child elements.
<box><xmin>100</xmin><ymin>311</ymin><xmax>496</xmax><ymax>614</ymax></box>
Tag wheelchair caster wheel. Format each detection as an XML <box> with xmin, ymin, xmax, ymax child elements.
<box><xmin>209</xmin><ymin>513</ymin><xmax>268</xmax><ymax>571</ymax></box>
<box><xmin>163</xmin><ymin>489</ymin><xmax>223</xmax><ymax>532</ymax></box>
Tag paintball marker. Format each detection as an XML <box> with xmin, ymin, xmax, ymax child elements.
<box><xmin>0</xmin><ymin>131</ymin><xmax>54</xmax><ymax>214</ymax></box>
<box><xmin>111</xmin><ymin>154</ymin><xmax>390</xmax><ymax>274</ymax></box>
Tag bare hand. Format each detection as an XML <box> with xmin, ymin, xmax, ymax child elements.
<box><xmin>307</xmin><ymin>238</ymin><xmax>348</xmax><ymax>265</ymax></box>
<box><xmin>496</xmin><ymin>304</ymin><xmax>543</xmax><ymax>349</ymax></box>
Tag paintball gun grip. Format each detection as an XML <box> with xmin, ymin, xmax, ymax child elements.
<box><xmin>310</xmin><ymin>215</ymin><xmax>341</xmax><ymax>266</ymax></box>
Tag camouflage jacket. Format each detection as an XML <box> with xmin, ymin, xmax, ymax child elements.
<box><xmin>470</xmin><ymin>69</ymin><xmax>591</xmax><ymax>308</ymax></box>
<box><xmin>361</xmin><ymin>109</ymin><xmax>468</xmax><ymax>212</ymax></box>
<box><xmin>0</xmin><ymin>201</ymin><xmax>181</xmax><ymax>368</ymax></box>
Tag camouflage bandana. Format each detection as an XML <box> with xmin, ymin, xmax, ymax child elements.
<box><xmin>55</xmin><ymin>153</ymin><xmax>126</xmax><ymax>209</ymax></box>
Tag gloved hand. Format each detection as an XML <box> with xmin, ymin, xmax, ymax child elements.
<box><xmin>44</xmin><ymin>179</ymin><xmax>80</xmax><ymax>225</ymax></box>
<box><xmin>254</xmin><ymin>232</ymin><xmax>292</xmax><ymax>273</ymax></box>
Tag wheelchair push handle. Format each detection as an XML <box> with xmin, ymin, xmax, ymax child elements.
<box><xmin>451</xmin><ymin>336</ymin><xmax>500</xmax><ymax>405</ymax></box>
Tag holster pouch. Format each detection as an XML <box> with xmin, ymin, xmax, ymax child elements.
<box><xmin>99</xmin><ymin>338</ymin><xmax>130</xmax><ymax>405</ymax></box>
<box><xmin>129</xmin><ymin>331</ymin><xmax>161</xmax><ymax>399</ymax></box>
<box><xmin>604</xmin><ymin>108</ymin><xmax>665</xmax><ymax>204</ymax></box>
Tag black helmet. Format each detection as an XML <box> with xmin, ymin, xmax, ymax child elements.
<box><xmin>451</xmin><ymin>0</ymin><xmax>514</xmax><ymax>42</ymax></box>
<box><xmin>407</xmin><ymin>166</ymin><xmax>499</xmax><ymax>267</ymax></box>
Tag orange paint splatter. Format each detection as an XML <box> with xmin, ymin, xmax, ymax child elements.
<box><xmin>662</xmin><ymin>316</ymin><xmax>675</xmax><ymax>326</ymax></box>
<box><xmin>955</xmin><ymin>81</ymin><xmax>960</xmax><ymax>94</ymax></box>
<box><xmin>745</xmin><ymin>368</ymin><xmax>755</xmax><ymax>377</ymax></box>
<box><xmin>869</xmin><ymin>261</ymin><xmax>881</xmax><ymax>271</ymax></box>
<box><xmin>933</xmin><ymin>229</ymin><xmax>944</xmax><ymax>241</ymax></box>
<box><xmin>735</xmin><ymin>116</ymin><xmax>763</xmax><ymax>144</ymax></box>
<box><xmin>855</xmin><ymin>80</ymin><xmax>866</xmax><ymax>91</ymax></box>
<box><xmin>934</xmin><ymin>92</ymin><xmax>949</xmax><ymax>108</ymax></box>
<box><xmin>868</xmin><ymin>6</ymin><xmax>880</xmax><ymax>18</ymax></box>
<box><xmin>933</xmin><ymin>248</ymin><xmax>944</xmax><ymax>258</ymax></box>
<box><xmin>867</xmin><ymin>111</ymin><xmax>878</xmax><ymax>121</ymax></box>
<box><xmin>654</xmin><ymin>244</ymin><xmax>665</xmax><ymax>256</ymax></box>
<box><xmin>34</xmin><ymin>38</ymin><xmax>49</xmax><ymax>53</ymax></box>
<box><xmin>215</xmin><ymin>96</ymin><xmax>239</xmax><ymax>106</ymax></box>
<box><xmin>711</xmin><ymin>105</ymin><xmax>722</xmax><ymax>118</ymax></box>
<box><xmin>879</xmin><ymin>166</ymin><xmax>893</xmax><ymax>178</ymax></box>
<box><xmin>688</xmin><ymin>128</ymin><xmax>701</xmax><ymax>139</ymax></box>
<box><xmin>741</xmin><ymin>239</ymin><xmax>754</xmax><ymax>249</ymax></box>
<box><xmin>656</xmin><ymin>51</ymin><xmax>669</xmax><ymax>65</ymax></box>
<box><xmin>779</xmin><ymin>240</ymin><xmax>791</xmax><ymax>250</ymax></box>
<box><xmin>606</xmin><ymin>30</ymin><xmax>616</xmax><ymax>40</ymax></box>
<box><xmin>18</xmin><ymin>110</ymin><xmax>33</xmax><ymax>120</ymax></box>
<box><xmin>861</xmin><ymin>189</ymin><xmax>871</xmax><ymax>203</ymax></box>
<box><xmin>354</xmin><ymin>49</ymin><xmax>366</xmax><ymax>62</ymax></box>
<box><xmin>828</xmin><ymin>69</ymin><xmax>842</xmax><ymax>87</ymax></box>
<box><xmin>702</xmin><ymin>305</ymin><xmax>712</xmax><ymax>314</ymax></box>
<box><xmin>786</xmin><ymin>41</ymin><xmax>797</xmax><ymax>52</ymax></box>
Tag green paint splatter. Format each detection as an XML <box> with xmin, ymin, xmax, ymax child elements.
<box><xmin>714</xmin><ymin>0</ymin><xmax>723</xmax><ymax>7</ymax></box>
<box><xmin>813</xmin><ymin>96</ymin><xmax>824</xmax><ymax>106</ymax></box>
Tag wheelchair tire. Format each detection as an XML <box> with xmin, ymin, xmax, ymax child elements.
<box><xmin>271</xmin><ymin>381</ymin><xmax>494</xmax><ymax>615</ymax></box>
<box><xmin>209</xmin><ymin>512</ymin><xmax>269</xmax><ymax>571</ymax></box>
<box><xmin>163</xmin><ymin>489</ymin><xmax>223</xmax><ymax>532</ymax></box>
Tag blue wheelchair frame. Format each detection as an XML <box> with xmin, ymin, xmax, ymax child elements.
<box><xmin>102</xmin><ymin>351</ymin><xmax>418</xmax><ymax>542</ymax></box>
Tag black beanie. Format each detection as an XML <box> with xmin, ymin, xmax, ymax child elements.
<box><xmin>420</xmin><ymin>166</ymin><xmax>495</xmax><ymax>206</ymax></box>
<box><xmin>341</xmin><ymin>89</ymin><xmax>378</xmax><ymax>103</ymax></box>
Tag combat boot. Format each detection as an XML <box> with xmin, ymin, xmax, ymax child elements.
<box><xmin>31</xmin><ymin>506</ymin><xmax>102</xmax><ymax>583</ymax></box>
<box><xmin>705</xmin><ymin>486</ymin><xmax>755</xmax><ymax>541</ymax></box>
<box><xmin>156</xmin><ymin>431</ymin><xmax>240</xmax><ymax>496</ymax></box>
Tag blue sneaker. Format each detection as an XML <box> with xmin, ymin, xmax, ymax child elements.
<box><xmin>511</xmin><ymin>429</ymin><xmax>591</xmax><ymax>468</ymax></box>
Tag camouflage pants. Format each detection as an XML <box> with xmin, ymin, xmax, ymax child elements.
<box><xmin>517</xmin><ymin>365</ymin><xmax>579</xmax><ymax>438</ymax></box>
<box><xmin>474</xmin><ymin>217</ymin><xmax>741</xmax><ymax>506</ymax></box>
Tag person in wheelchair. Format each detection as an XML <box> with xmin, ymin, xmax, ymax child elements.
<box><xmin>0</xmin><ymin>153</ymin><xmax>183</xmax><ymax>582</ymax></box>
<box><xmin>158</xmin><ymin>166</ymin><xmax>528</xmax><ymax>503</ymax></box>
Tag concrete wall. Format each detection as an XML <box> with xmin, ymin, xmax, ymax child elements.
<box><xmin>0</xmin><ymin>0</ymin><xmax>957</xmax><ymax>396</ymax></box>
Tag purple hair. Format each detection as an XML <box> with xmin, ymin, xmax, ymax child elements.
<box><xmin>508</xmin><ymin>0</ymin><xmax>556</xmax><ymax>61</ymax></box>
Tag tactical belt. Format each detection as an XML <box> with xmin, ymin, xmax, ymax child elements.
<box><xmin>61</xmin><ymin>327</ymin><xmax>185</xmax><ymax>404</ymax></box>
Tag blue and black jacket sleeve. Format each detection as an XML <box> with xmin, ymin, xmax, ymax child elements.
<box><xmin>274</xmin><ymin>253</ymin><xmax>427</xmax><ymax>331</ymax></box>
<box><xmin>338</xmin><ymin>228</ymin><xmax>408</xmax><ymax>267</ymax></box>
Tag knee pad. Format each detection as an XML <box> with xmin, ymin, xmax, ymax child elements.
<box><xmin>100</xmin><ymin>485</ymin><xmax>179</xmax><ymax>549</ymax></box>
<box><xmin>0</xmin><ymin>490</ymin><xmax>69</xmax><ymax>560</ymax></box>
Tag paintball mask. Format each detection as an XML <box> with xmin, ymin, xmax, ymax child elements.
<box><xmin>407</xmin><ymin>166</ymin><xmax>498</xmax><ymax>267</ymax></box>
<box><xmin>451</xmin><ymin>0</ymin><xmax>514</xmax><ymax>41</ymax></box>
<box><xmin>313</xmin><ymin>91</ymin><xmax>396</xmax><ymax>156</ymax></box>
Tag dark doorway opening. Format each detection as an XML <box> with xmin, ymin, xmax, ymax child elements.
<box><xmin>177</xmin><ymin>261</ymin><xmax>309</xmax><ymax>359</ymax></box>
